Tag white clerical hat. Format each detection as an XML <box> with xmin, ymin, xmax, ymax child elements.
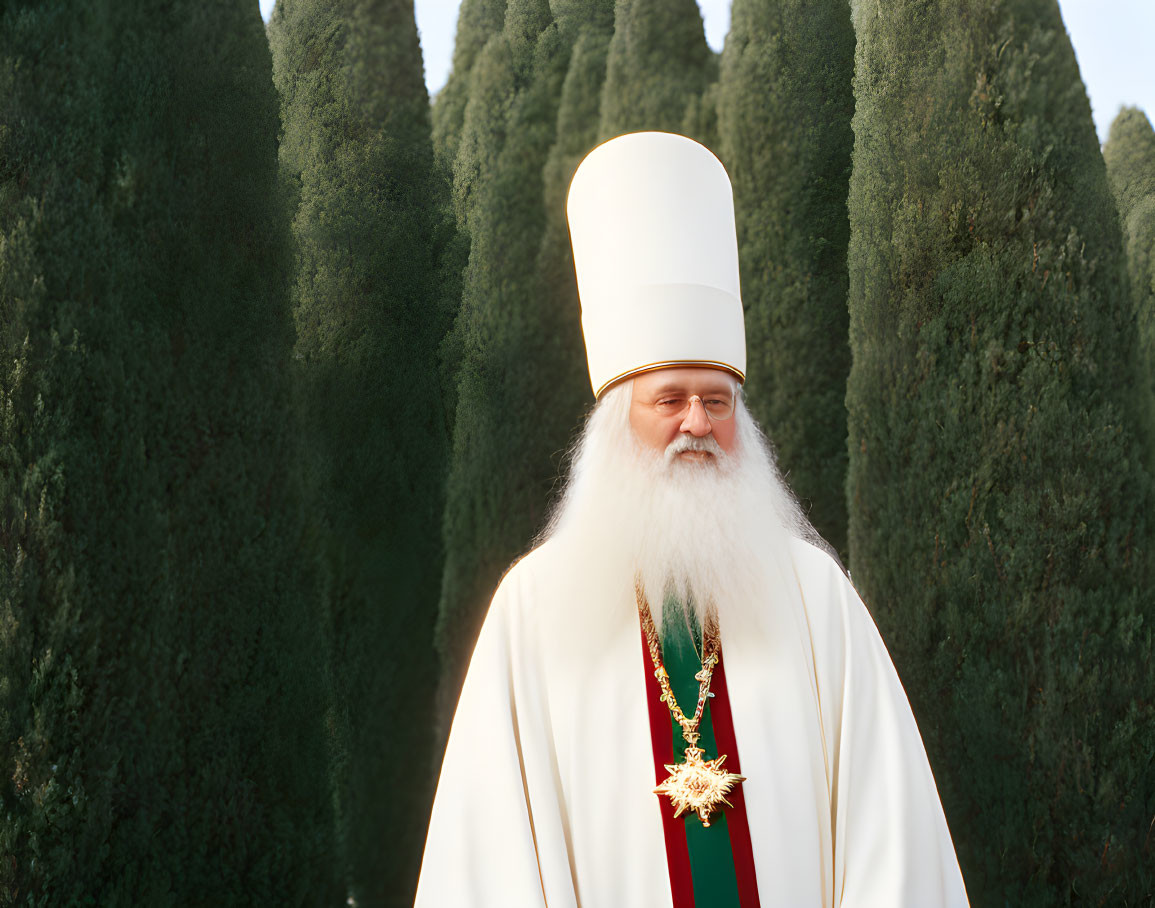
<box><xmin>566</xmin><ymin>131</ymin><xmax>745</xmax><ymax>399</ymax></box>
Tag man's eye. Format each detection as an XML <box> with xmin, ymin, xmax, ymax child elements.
<box><xmin>655</xmin><ymin>398</ymin><xmax>686</xmax><ymax>412</ymax></box>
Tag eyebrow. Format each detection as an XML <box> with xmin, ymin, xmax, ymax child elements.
<box><xmin>651</xmin><ymin>383</ymin><xmax>734</xmax><ymax>396</ymax></box>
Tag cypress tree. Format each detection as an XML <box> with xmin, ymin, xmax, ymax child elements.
<box><xmin>532</xmin><ymin>0</ymin><xmax>616</xmax><ymax>439</ymax></box>
<box><xmin>1104</xmin><ymin>106</ymin><xmax>1155</xmax><ymax>466</ymax></box>
<box><xmin>716</xmin><ymin>0</ymin><xmax>855</xmax><ymax>557</ymax></box>
<box><xmin>0</xmin><ymin>0</ymin><xmax>336</xmax><ymax>902</ymax></box>
<box><xmin>599</xmin><ymin>0</ymin><xmax>716</xmax><ymax>141</ymax></box>
<box><xmin>846</xmin><ymin>0</ymin><xmax>1154</xmax><ymax>902</ymax></box>
<box><xmin>431</xmin><ymin>0</ymin><xmax>507</xmax><ymax>172</ymax></box>
<box><xmin>268</xmin><ymin>1</ymin><xmax>451</xmax><ymax>904</ymax></box>
<box><xmin>540</xmin><ymin>0</ymin><xmax>615</xmax><ymax>218</ymax></box>
<box><xmin>436</xmin><ymin>0</ymin><xmax>596</xmax><ymax>714</ymax></box>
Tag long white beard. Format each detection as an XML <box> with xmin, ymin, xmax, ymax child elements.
<box><xmin>539</xmin><ymin>380</ymin><xmax>820</xmax><ymax>638</ymax></box>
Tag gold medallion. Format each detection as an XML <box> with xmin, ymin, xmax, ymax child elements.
<box><xmin>654</xmin><ymin>744</ymin><xmax>746</xmax><ymax>827</ymax></box>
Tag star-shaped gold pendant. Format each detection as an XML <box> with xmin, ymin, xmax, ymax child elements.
<box><xmin>654</xmin><ymin>746</ymin><xmax>746</xmax><ymax>827</ymax></box>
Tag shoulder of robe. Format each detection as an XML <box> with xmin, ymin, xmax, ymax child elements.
<box><xmin>785</xmin><ymin>536</ymin><xmax>855</xmax><ymax>602</ymax></box>
<box><xmin>482</xmin><ymin>540</ymin><xmax>563</xmax><ymax>628</ymax></box>
<box><xmin>784</xmin><ymin>536</ymin><xmax>898</xmax><ymax>667</ymax></box>
<box><xmin>493</xmin><ymin>541</ymin><xmax>559</xmax><ymax>595</ymax></box>
<box><xmin>782</xmin><ymin>535</ymin><xmax>880</xmax><ymax>664</ymax></box>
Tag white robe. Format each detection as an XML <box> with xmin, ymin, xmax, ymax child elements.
<box><xmin>415</xmin><ymin>536</ymin><xmax>968</xmax><ymax>907</ymax></box>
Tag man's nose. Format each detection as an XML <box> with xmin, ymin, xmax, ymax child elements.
<box><xmin>680</xmin><ymin>396</ymin><xmax>713</xmax><ymax>437</ymax></box>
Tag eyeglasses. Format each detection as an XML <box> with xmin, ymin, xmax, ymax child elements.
<box><xmin>649</xmin><ymin>394</ymin><xmax>735</xmax><ymax>421</ymax></box>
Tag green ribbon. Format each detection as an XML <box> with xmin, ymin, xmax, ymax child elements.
<box><xmin>660</xmin><ymin>598</ymin><xmax>742</xmax><ymax>907</ymax></box>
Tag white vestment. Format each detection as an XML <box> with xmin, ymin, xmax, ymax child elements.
<box><xmin>415</xmin><ymin>536</ymin><xmax>968</xmax><ymax>907</ymax></box>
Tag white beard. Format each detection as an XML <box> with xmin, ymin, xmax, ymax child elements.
<box><xmin>538</xmin><ymin>380</ymin><xmax>821</xmax><ymax>639</ymax></box>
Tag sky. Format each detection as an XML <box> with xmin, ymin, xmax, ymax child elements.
<box><xmin>259</xmin><ymin>0</ymin><xmax>1153</xmax><ymax>144</ymax></box>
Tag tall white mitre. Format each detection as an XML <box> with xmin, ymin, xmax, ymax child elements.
<box><xmin>566</xmin><ymin>131</ymin><xmax>747</xmax><ymax>398</ymax></box>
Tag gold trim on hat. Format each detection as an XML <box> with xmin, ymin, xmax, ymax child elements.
<box><xmin>594</xmin><ymin>360</ymin><xmax>746</xmax><ymax>399</ymax></box>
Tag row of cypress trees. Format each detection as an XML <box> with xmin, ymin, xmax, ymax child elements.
<box><xmin>1</xmin><ymin>0</ymin><xmax>1152</xmax><ymax>904</ymax></box>
<box><xmin>0</xmin><ymin>0</ymin><xmax>450</xmax><ymax>903</ymax></box>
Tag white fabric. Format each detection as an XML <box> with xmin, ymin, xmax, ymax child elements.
<box><xmin>415</xmin><ymin>537</ymin><xmax>969</xmax><ymax>907</ymax></box>
<box><xmin>566</xmin><ymin>132</ymin><xmax>746</xmax><ymax>397</ymax></box>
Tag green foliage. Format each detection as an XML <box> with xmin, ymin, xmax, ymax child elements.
<box><xmin>1104</xmin><ymin>106</ymin><xmax>1155</xmax><ymax>471</ymax></box>
<box><xmin>846</xmin><ymin>0</ymin><xmax>1154</xmax><ymax>902</ymax></box>
<box><xmin>599</xmin><ymin>0</ymin><xmax>716</xmax><ymax>141</ymax></box>
<box><xmin>268</xmin><ymin>1</ymin><xmax>452</xmax><ymax>903</ymax></box>
<box><xmin>436</xmin><ymin>0</ymin><xmax>606</xmax><ymax>714</ymax></box>
<box><xmin>431</xmin><ymin>0</ymin><xmax>507</xmax><ymax>171</ymax></box>
<box><xmin>534</xmin><ymin>0</ymin><xmax>616</xmax><ymax>436</ymax></box>
<box><xmin>428</xmin><ymin>0</ymin><xmax>504</xmax><ymax>425</ymax></box>
<box><xmin>0</xmin><ymin>0</ymin><xmax>337</xmax><ymax>902</ymax></box>
<box><xmin>717</xmin><ymin>0</ymin><xmax>855</xmax><ymax>558</ymax></box>
<box><xmin>1105</xmin><ymin>108</ymin><xmax>1155</xmax><ymax>215</ymax></box>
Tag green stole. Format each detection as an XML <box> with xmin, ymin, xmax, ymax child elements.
<box><xmin>660</xmin><ymin>599</ymin><xmax>742</xmax><ymax>907</ymax></box>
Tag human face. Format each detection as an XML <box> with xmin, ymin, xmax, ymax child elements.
<box><xmin>628</xmin><ymin>367</ymin><xmax>739</xmax><ymax>463</ymax></box>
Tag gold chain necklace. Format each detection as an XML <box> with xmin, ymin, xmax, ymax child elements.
<box><xmin>637</xmin><ymin>585</ymin><xmax>745</xmax><ymax>827</ymax></box>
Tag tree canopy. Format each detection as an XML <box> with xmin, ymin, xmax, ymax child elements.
<box><xmin>717</xmin><ymin>0</ymin><xmax>855</xmax><ymax>557</ymax></box>
<box><xmin>0</xmin><ymin>0</ymin><xmax>336</xmax><ymax>901</ymax></box>
<box><xmin>269</xmin><ymin>0</ymin><xmax>453</xmax><ymax>901</ymax></box>
<box><xmin>846</xmin><ymin>0</ymin><xmax>1153</xmax><ymax>901</ymax></box>
<box><xmin>1105</xmin><ymin>105</ymin><xmax>1155</xmax><ymax>471</ymax></box>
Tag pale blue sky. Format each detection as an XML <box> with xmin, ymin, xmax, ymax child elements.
<box><xmin>259</xmin><ymin>0</ymin><xmax>1153</xmax><ymax>143</ymax></box>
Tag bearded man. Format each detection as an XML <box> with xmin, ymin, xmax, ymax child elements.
<box><xmin>415</xmin><ymin>132</ymin><xmax>968</xmax><ymax>907</ymax></box>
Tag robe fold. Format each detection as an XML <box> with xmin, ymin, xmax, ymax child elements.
<box><xmin>414</xmin><ymin>537</ymin><xmax>968</xmax><ymax>907</ymax></box>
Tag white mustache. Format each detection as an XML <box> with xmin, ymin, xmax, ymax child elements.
<box><xmin>664</xmin><ymin>433</ymin><xmax>725</xmax><ymax>463</ymax></box>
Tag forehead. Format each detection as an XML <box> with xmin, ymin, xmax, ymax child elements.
<box><xmin>631</xmin><ymin>366</ymin><xmax>736</xmax><ymax>397</ymax></box>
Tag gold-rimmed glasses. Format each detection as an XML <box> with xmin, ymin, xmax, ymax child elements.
<box><xmin>650</xmin><ymin>393</ymin><xmax>735</xmax><ymax>421</ymax></box>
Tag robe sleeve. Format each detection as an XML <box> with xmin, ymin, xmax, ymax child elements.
<box><xmin>816</xmin><ymin>553</ymin><xmax>970</xmax><ymax>907</ymax></box>
<box><xmin>414</xmin><ymin>561</ymin><xmax>575</xmax><ymax>908</ymax></box>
